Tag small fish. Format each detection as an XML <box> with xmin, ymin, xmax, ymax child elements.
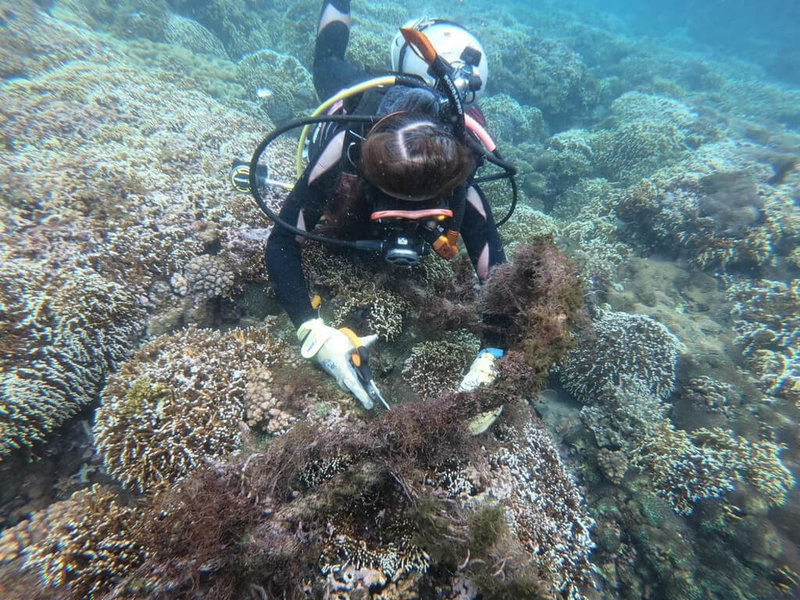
<box><xmin>256</xmin><ymin>87</ymin><xmax>273</xmax><ymax>100</ymax></box>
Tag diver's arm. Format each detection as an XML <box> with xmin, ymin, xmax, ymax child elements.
<box><xmin>460</xmin><ymin>184</ymin><xmax>506</xmax><ymax>282</ymax></box>
<box><xmin>460</xmin><ymin>183</ymin><xmax>509</xmax><ymax>352</ymax></box>
<box><xmin>265</xmin><ymin>173</ymin><xmax>326</xmax><ymax>328</ymax></box>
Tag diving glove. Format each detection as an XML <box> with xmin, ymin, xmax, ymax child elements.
<box><xmin>458</xmin><ymin>348</ymin><xmax>504</xmax><ymax>392</ymax></box>
<box><xmin>297</xmin><ymin>318</ymin><xmax>380</xmax><ymax>410</ymax></box>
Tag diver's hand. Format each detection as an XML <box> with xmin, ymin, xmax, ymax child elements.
<box><xmin>458</xmin><ymin>348</ymin><xmax>504</xmax><ymax>392</ymax></box>
<box><xmin>297</xmin><ymin>318</ymin><xmax>378</xmax><ymax>410</ymax></box>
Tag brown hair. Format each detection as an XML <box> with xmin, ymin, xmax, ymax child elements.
<box><xmin>360</xmin><ymin>112</ymin><xmax>473</xmax><ymax>201</ymax></box>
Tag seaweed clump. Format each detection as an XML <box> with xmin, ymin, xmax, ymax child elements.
<box><xmin>27</xmin><ymin>390</ymin><xmax>592</xmax><ymax>599</ymax></box>
<box><xmin>481</xmin><ymin>237</ymin><xmax>585</xmax><ymax>388</ymax></box>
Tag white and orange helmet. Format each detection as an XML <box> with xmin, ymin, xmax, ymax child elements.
<box><xmin>390</xmin><ymin>18</ymin><xmax>489</xmax><ymax>103</ymax></box>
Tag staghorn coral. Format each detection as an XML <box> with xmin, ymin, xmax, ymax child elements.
<box><xmin>1</xmin><ymin>258</ymin><xmax>145</xmax><ymax>458</ymax></box>
<box><xmin>0</xmin><ymin>485</ymin><xmax>144</xmax><ymax>600</ymax></box>
<box><xmin>482</xmin><ymin>238</ymin><xmax>585</xmax><ymax>387</ymax></box>
<box><xmin>93</xmin><ymin>324</ymin><xmax>292</xmax><ymax>491</ymax></box>
<box><xmin>560</xmin><ymin>309</ymin><xmax>680</xmax><ymax>403</ymax></box>
<box><xmin>402</xmin><ymin>331</ymin><xmax>481</xmax><ymax>401</ymax></box>
<box><xmin>728</xmin><ymin>278</ymin><xmax>800</xmax><ymax>404</ymax></box>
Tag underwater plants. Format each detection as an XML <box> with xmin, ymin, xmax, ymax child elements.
<box><xmin>481</xmin><ymin>237</ymin><xmax>585</xmax><ymax>389</ymax></box>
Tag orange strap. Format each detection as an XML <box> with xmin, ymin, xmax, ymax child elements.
<box><xmin>400</xmin><ymin>27</ymin><xmax>437</xmax><ymax>65</ymax></box>
<box><xmin>432</xmin><ymin>230</ymin><xmax>459</xmax><ymax>260</ymax></box>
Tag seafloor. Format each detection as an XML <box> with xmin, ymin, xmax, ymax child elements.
<box><xmin>1</xmin><ymin>0</ymin><xmax>798</xmax><ymax>599</ymax></box>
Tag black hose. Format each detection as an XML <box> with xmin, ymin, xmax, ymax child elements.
<box><xmin>248</xmin><ymin>114</ymin><xmax>378</xmax><ymax>249</ymax></box>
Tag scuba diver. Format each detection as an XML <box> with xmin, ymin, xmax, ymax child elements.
<box><xmin>246</xmin><ymin>0</ymin><xmax>516</xmax><ymax>409</ymax></box>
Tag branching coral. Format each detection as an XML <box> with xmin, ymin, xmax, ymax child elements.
<box><xmin>164</xmin><ymin>13</ymin><xmax>228</xmax><ymax>58</ymax></box>
<box><xmin>302</xmin><ymin>243</ymin><xmax>410</xmax><ymax>341</ymax></box>
<box><xmin>632</xmin><ymin>421</ymin><xmax>795</xmax><ymax>515</ymax></box>
<box><xmin>236</xmin><ymin>48</ymin><xmax>316</xmax><ymax>121</ymax></box>
<box><xmin>486</xmin><ymin>31</ymin><xmax>599</xmax><ymax>128</ymax></box>
<box><xmin>93</xmin><ymin>324</ymin><xmax>292</xmax><ymax>491</ymax></box>
<box><xmin>560</xmin><ymin>309</ymin><xmax>680</xmax><ymax>403</ymax></box>
<box><xmin>683</xmin><ymin>376</ymin><xmax>739</xmax><ymax>416</ymax></box>
<box><xmin>728</xmin><ymin>278</ymin><xmax>800</xmax><ymax>405</ymax></box>
<box><xmin>0</xmin><ymin>485</ymin><xmax>144</xmax><ymax>600</ymax></box>
<box><xmin>402</xmin><ymin>331</ymin><xmax>481</xmax><ymax>401</ymax></box>
<box><xmin>613</xmin><ymin>140</ymin><xmax>798</xmax><ymax>271</ymax></box>
<box><xmin>481</xmin><ymin>93</ymin><xmax>545</xmax><ymax>145</ymax></box>
<box><xmin>486</xmin><ymin>417</ymin><xmax>595</xmax><ymax>598</ymax></box>
<box><xmin>481</xmin><ymin>238</ymin><xmax>585</xmax><ymax>388</ymax></box>
<box><xmin>1</xmin><ymin>258</ymin><xmax>145</xmax><ymax>458</ymax></box>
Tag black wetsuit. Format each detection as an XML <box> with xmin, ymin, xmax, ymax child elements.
<box><xmin>266</xmin><ymin>0</ymin><xmax>506</xmax><ymax>329</ymax></box>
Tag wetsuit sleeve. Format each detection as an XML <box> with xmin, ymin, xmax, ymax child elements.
<box><xmin>265</xmin><ymin>170</ymin><xmax>331</xmax><ymax>328</ymax></box>
<box><xmin>460</xmin><ymin>183</ymin><xmax>506</xmax><ymax>282</ymax></box>
<box><xmin>460</xmin><ymin>183</ymin><xmax>509</xmax><ymax>351</ymax></box>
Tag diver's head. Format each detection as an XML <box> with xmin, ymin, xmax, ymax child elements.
<box><xmin>360</xmin><ymin>112</ymin><xmax>472</xmax><ymax>202</ymax></box>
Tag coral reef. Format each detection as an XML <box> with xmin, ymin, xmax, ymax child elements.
<box><xmin>535</xmin><ymin>129</ymin><xmax>596</xmax><ymax>206</ymax></box>
<box><xmin>480</xmin><ymin>93</ymin><xmax>546</xmax><ymax>145</ymax></box>
<box><xmin>93</xmin><ymin>324</ymin><xmax>292</xmax><ymax>491</ymax></box>
<box><xmin>236</xmin><ymin>48</ymin><xmax>317</xmax><ymax>122</ymax></box>
<box><xmin>580</xmin><ymin>377</ymin><xmax>794</xmax><ymax>515</ymax></box>
<box><xmin>1</xmin><ymin>258</ymin><xmax>145</xmax><ymax>458</ymax></box>
<box><xmin>683</xmin><ymin>376</ymin><xmax>739</xmax><ymax>416</ymax></box>
<box><xmin>560</xmin><ymin>309</ymin><xmax>681</xmax><ymax>403</ymax></box>
<box><xmin>302</xmin><ymin>243</ymin><xmax>411</xmax><ymax>342</ymax></box>
<box><xmin>164</xmin><ymin>13</ymin><xmax>228</xmax><ymax>59</ymax></box>
<box><xmin>402</xmin><ymin>331</ymin><xmax>481</xmax><ymax>401</ymax></box>
<box><xmin>632</xmin><ymin>421</ymin><xmax>795</xmax><ymax>515</ymax></box>
<box><xmin>728</xmin><ymin>278</ymin><xmax>800</xmax><ymax>405</ymax></box>
<box><xmin>0</xmin><ymin>485</ymin><xmax>143</xmax><ymax>600</ymax></box>
<box><xmin>486</xmin><ymin>417</ymin><xmax>595</xmax><ymax>597</ymax></box>
<box><xmin>498</xmin><ymin>204</ymin><xmax>559</xmax><ymax>254</ymax></box>
<box><xmin>556</xmin><ymin>184</ymin><xmax>632</xmax><ymax>305</ymax></box>
<box><xmin>485</xmin><ymin>30</ymin><xmax>600</xmax><ymax>128</ymax></box>
<box><xmin>614</xmin><ymin>140</ymin><xmax>799</xmax><ymax>271</ymax></box>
